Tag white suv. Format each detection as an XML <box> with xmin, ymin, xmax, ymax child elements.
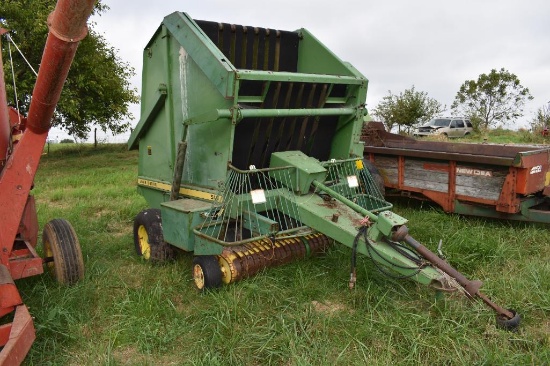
<box><xmin>414</xmin><ymin>117</ymin><xmax>473</xmax><ymax>138</ymax></box>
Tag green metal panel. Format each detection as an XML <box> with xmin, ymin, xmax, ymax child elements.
<box><xmin>160</xmin><ymin>199</ymin><xmax>212</xmax><ymax>251</ymax></box>
<box><xmin>296</xmin><ymin>29</ymin><xmax>356</xmax><ymax>77</ymax></box>
<box><xmin>163</xmin><ymin>12</ymin><xmax>237</xmax><ymax>98</ymax></box>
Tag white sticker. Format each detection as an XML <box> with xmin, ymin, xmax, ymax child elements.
<box><xmin>250</xmin><ymin>189</ymin><xmax>267</xmax><ymax>204</ymax></box>
<box><xmin>347</xmin><ymin>175</ymin><xmax>359</xmax><ymax>188</ymax></box>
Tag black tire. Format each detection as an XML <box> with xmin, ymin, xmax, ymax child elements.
<box><xmin>133</xmin><ymin>209</ymin><xmax>176</xmax><ymax>262</ymax></box>
<box><xmin>362</xmin><ymin>159</ymin><xmax>385</xmax><ymax>196</ymax></box>
<box><xmin>192</xmin><ymin>256</ymin><xmax>222</xmax><ymax>290</ymax></box>
<box><xmin>43</xmin><ymin>219</ymin><xmax>84</xmax><ymax>285</ymax></box>
<box><xmin>496</xmin><ymin>309</ymin><xmax>521</xmax><ymax>332</ymax></box>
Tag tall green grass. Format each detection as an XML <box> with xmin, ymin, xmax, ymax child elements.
<box><xmin>18</xmin><ymin>144</ymin><xmax>550</xmax><ymax>365</ymax></box>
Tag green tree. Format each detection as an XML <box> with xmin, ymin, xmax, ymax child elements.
<box><xmin>451</xmin><ymin>68</ymin><xmax>533</xmax><ymax>131</ymax></box>
<box><xmin>371</xmin><ymin>86</ymin><xmax>444</xmax><ymax>133</ymax></box>
<box><xmin>529</xmin><ymin>103</ymin><xmax>550</xmax><ymax>134</ymax></box>
<box><xmin>0</xmin><ymin>0</ymin><xmax>138</xmax><ymax>139</ymax></box>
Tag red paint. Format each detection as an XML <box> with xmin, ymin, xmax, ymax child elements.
<box><xmin>0</xmin><ymin>1</ymin><xmax>96</xmax><ymax>363</ymax></box>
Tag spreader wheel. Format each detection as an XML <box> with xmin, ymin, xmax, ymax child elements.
<box><xmin>133</xmin><ymin>209</ymin><xmax>176</xmax><ymax>262</ymax></box>
<box><xmin>192</xmin><ymin>256</ymin><xmax>222</xmax><ymax>290</ymax></box>
<box><xmin>43</xmin><ymin>219</ymin><xmax>84</xmax><ymax>285</ymax></box>
<box><xmin>496</xmin><ymin>309</ymin><xmax>521</xmax><ymax>331</ymax></box>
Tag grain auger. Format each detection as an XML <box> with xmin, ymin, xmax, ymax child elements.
<box><xmin>0</xmin><ymin>1</ymin><xmax>95</xmax><ymax>364</ymax></box>
<box><xmin>128</xmin><ymin>12</ymin><xmax>520</xmax><ymax>330</ymax></box>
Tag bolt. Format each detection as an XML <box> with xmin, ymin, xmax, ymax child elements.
<box><xmin>331</xmin><ymin>213</ymin><xmax>339</xmax><ymax>223</ymax></box>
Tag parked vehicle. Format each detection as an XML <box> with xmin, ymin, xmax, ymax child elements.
<box><xmin>414</xmin><ymin>117</ymin><xmax>473</xmax><ymax>138</ymax></box>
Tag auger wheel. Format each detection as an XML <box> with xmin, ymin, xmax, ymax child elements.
<box><xmin>192</xmin><ymin>256</ymin><xmax>222</xmax><ymax>290</ymax></box>
<box><xmin>42</xmin><ymin>219</ymin><xmax>85</xmax><ymax>285</ymax></box>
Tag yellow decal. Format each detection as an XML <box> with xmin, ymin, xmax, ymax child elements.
<box><xmin>137</xmin><ymin>178</ymin><xmax>218</xmax><ymax>201</ymax></box>
<box><xmin>355</xmin><ymin>159</ymin><xmax>364</xmax><ymax>170</ymax></box>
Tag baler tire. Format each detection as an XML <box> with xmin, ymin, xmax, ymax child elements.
<box><xmin>192</xmin><ymin>256</ymin><xmax>222</xmax><ymax>290</ymax></box>
<box><xmin>496</xmin><ymin>309</ymin><xmax>521</xmax><ymax>332</ymax></box>
<box><xmin>362</xmin><ymin>159</ymin><xmax>385</xmax><ymax>196</ymax></box>
<box><xmin>42</xmin><ymin>219</ymin><xmax>84</xmax><ymax>285</ymax></box>
<box><xmin>133</xmin><ymin>209</ymin><xmax>176</xmax><ymax>262</ymax></box>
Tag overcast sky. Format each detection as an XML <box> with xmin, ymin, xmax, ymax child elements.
<box><xmin>69</xmin><ymin>0</ymin><xmax>550</xmax><ymax>140</ymax></box>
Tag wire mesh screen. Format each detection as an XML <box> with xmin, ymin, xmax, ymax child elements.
<box><xmin>322</xmin><ymin>159</ymin><xmax>391</xmax><ymax>213</ymax></box>
<box><xmin>198</xmin><ymin>166</ymin><xmax>303</xmax><ymax>243</ymax></box>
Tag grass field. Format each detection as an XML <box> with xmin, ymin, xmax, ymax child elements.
<box><xmin>18</xmin><ymin>143</ymin><xmax>550</xmax><ymax>365</ymax></box>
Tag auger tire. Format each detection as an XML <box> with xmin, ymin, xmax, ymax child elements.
<box><xmin>43</xmin><ymin>219</ymin><xmax>85</xmax><ymax>285</ymax></box>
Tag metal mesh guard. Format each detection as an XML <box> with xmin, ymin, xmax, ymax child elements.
<box><xmin>321</xmin><ymin>159</ymin><xmax>391</xmax><ymax>213</ymax></box>
<box><xmin>198</xmin><ymin>166</ymin><xmax>303</xmax><ymax>243</ymax></box>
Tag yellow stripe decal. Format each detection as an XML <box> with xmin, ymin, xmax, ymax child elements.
<box><xmin>137</xmin><ymin>178</ymin><xmax>218</xmax><ymax>201</ymax></box>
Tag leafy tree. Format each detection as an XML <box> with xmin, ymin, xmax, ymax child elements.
<box><xmin>529</xmin><ymin>103</ymin><xmax>550</xmax><ymax>134</ymax></box>
<box><xmin>371</xmin><ymin>86</ymin><xmax>445</xmax><ymax>132</ymax></box>
<box><xmin>451</xmin><ymin>68</ymin><xmax>533</xmax><ymax>131</ymax></box>
<box><xmin>0</xmin><ymin>0</ymin><xmax>138</xmax><ymax>139</ymax></box>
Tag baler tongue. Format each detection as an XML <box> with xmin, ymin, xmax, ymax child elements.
<box><xmin>397</xmin><ymin>229</ymin><xmax>519</xmax><ymax>330</ymax></box>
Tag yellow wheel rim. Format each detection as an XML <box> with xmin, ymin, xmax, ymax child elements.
<box><xmin>218</xmin><ymin>254</ymin><xmax>237</xmax><ymax>284</ymax></box>
<box><xmin>137</xmin><ymin>225</ymin><xmax>151</xmax><ymax>260</ymax></box>
<box><xmin>193</xmin><ymin>264</ymin><xmax>205</xmax><ymax>290</ymax></box>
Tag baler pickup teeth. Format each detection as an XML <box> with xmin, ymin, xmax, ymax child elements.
<box><xmin>218</xmin><ymin>233</ymin><xmax>330</xmax><ymax>284</ymax></box>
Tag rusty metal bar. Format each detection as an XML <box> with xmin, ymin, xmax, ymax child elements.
<box><xmin>0</xmin><ymin>305</ymin><xmax>35</xmax><ymax>366</ymax></box>
<box><xmin>400</xmin><ymin>230</ymin><xmax>514</xmax><ymax>319</ymax></box>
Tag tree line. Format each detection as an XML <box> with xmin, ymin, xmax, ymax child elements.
<box><xmin>371</xmin><ymin>68</ymin><xmax>547</xmax><ymax>134</ymax></box>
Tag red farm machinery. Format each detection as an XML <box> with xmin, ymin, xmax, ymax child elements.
<box><xmin>0</xmin><ymin>0</ymin><xmax>95</xmax><ymax>364</ymax></box>
<box><xmin>363</xmin><ymin>122</ymin><xmax>550</xmax><ymax>223</ymax></box>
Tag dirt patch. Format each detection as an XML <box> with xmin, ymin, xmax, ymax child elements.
<box><xmin>311</xmin><ymin>300</ymin><xmax>348</xmax><ymax>314</ymax></box>
<box><xmin>112</xmin><ymin>346</ymin><xmax>181</xmax><ymax>366</ymax></box>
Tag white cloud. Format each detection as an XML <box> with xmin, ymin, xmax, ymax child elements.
<box><xmin>83</xmin><ymin>0</ymin><xmax>550</xmax><ymax>136</ymax></box>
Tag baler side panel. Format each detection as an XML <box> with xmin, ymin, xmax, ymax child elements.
<box><xmin>136</xmin><ymin>26</ymin><xmax>180</xmax><ymax>199</ymax></box>
<box><xmin>135</xmin><ymin>21</ymin><xmax>235</xmax><ymax>208</ymax></box>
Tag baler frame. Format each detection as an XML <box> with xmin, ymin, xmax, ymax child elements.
<box><xmin>129</xmin><ymin>11</ymin><xmax>521</xmax><ymax>332</ymax></box>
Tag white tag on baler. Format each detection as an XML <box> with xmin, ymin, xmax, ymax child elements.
<box><xmin>250</xmin><ymin>189</ymin><xmax>267</xmax><ymax>204</ymax></box>
<box><xmin>347</xmin><ymin>175</ymin><xmax>359</xmax><ymax>188</ymax></box>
